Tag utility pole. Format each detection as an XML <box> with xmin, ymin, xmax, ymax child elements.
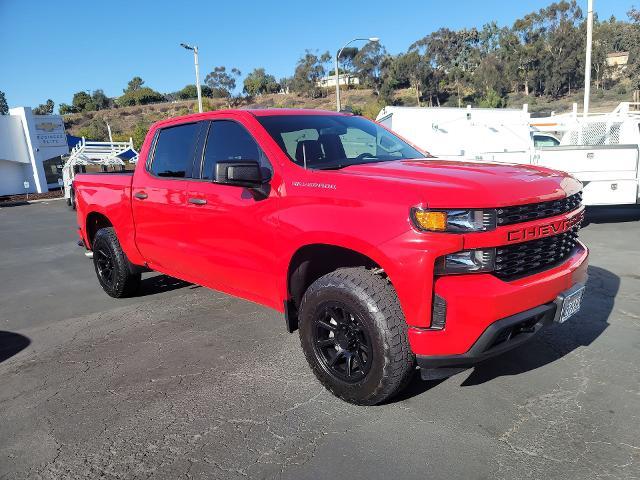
<box><xmin>583</xmin><ymin>0</ymin><xmax>594</xmax><ymax>117</ymax></box>
<box><xmin>181</xmin><ymin>43</ymin><xmax>203</xmax><ymax>113</ymax></box>
<box><xmin>335</xmin><ymin>37</ymin><xmax>379</xmax><ymax>111</ymax></box>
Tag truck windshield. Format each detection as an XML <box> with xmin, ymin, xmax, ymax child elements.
<box><xmin>256</xmin><ymin>114</ymin><xmax>425</xmax><ymax>169</ymax></box>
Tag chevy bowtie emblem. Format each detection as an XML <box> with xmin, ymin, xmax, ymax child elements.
<box><xmin>36</xmin><ymin>122</ymin><xmax>59</xmax><ymax>132</ymax></box>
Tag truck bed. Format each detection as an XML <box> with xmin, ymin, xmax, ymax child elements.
<box><xmin>74</xmin><ymin>172</ymin><xmax>135</xmax><ymax>248</ymax></box>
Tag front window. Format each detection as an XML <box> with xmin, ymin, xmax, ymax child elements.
<box><xmin>257</xmin><ymin>114</ymin><xmax>425</xmax><ymax>170</ymax></box>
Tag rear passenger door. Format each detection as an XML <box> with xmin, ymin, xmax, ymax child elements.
<box><xmin>132</xmin><ymin>121</ymin><xmax>204</xmax><ymax>274</ymax></box>
<box><xmin>182</xmin><ymin>119</ymin><xmax>280</xmax><ymax>306</ymax></box>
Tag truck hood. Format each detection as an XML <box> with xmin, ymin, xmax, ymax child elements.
<box><xmin>340</xmin><ymin>159</ymin><xmax>581</xmax><ymax>208</ymax></box>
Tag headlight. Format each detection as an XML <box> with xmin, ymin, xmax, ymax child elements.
<box><xmin>411</xmin><ymin>208</ymin><xmax>496</xmax><ymax>232</ymax></box>
<box><xmin>435</xmin><ymin>249</ymin><xmax>496</xmax><ymax>274</ymax></box>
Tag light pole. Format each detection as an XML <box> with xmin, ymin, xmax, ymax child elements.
<box><xmin>583</xmin><ymin>0</ymin><xmax>594</xmax><ymax>117</ymax></box>
<box><xmin>335</xmin><ymin>37</ymin><xmax>379</xmax><ymax>111</ymax></box>
<box><xmin>180</xmin><ymin>43</ymin><xmax>203</xmax><ymax>113</ymax></box>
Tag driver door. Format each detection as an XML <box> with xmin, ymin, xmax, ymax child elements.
<box><xmin>182</xmin><ymin>118</ymin><xmax>280</xmax><ymax>306</ymax></box>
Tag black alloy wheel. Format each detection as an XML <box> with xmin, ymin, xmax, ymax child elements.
<box><xmin>312</xmin><ymin>302</ymin><xmax>372</xmax><ymax>383</ymax></box>
<box><xmin>95</xmin><ymin>246</ymin><xmax>116</xmax><ymax>290</ymax></box>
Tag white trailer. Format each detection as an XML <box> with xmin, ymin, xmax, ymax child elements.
<box><xmin>62</xmin><ymin>138</ymin><xmax>138</xmax><ymax>208</ymax></box>
<box><xmin>377</xmin><ymin>103</ymin><xmax>640</xmax><ymax>206</ymax></box>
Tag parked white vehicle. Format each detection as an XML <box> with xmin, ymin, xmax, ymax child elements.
<box><xmin>531</xmin><ymin>102</ymin><xmax>640</xmax><ymax>206</ymax></box>
<box><xmin>376</xmin><ymin>105</ymin><xmax>534</xmax><ymax>164</ymax></box>
<box><xmin>377</xmin><ymin>103</ymin><xmax>640</xmax><ymax>206</ymax></box>
<box><xmin>62</xmin><ymin>137</ymin><xmax>138</xmax><ymax>208</ymax></box>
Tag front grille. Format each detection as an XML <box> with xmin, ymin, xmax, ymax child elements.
<box><xmin>494</xmin><ymin>227</ymin><xmax>580</xmax><ymax>280</ymax></box>
<box><xmin>497</xmin><ymin>192</ymin><xmax>582</xmax><ymax>226</ymax></box>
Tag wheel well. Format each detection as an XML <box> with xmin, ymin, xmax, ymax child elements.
<box><xmin>86</xmin><ymin>212</ymin><xmax>113</xmax><ymax>248</ymax></box>
<box><xmin>286</xmin><ymin>244</ymin><xmax>382</xmax><ymax>327</ymax></box>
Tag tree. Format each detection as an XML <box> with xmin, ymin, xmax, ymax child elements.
<box><xmin>92</xmin><ymin>89</ymin><xmax>111</xmax><ymax>110</ymax></box>
<box><xmin>59</xmin><ymin>103</ymin><xmax>76</xmax><ymax>115</ymax></box>
<box><xmin>33</xmin><ymin>99</ymin><xmax>55</xmax><ymax>115</ymax></box>
<box><xmin>176</xmin><ymin>84</ymin><xmax>213</xmax><ymax>100</ymax></box>
<box><xmin>291</xmin><ymin>50</ymin><xmax>331</xmax><ymax>97</ymax></box>
<box><xmin>71</xmin><ymin>91</ymin><xmax>95</xmax><ymax>112</ymax></box>
<box><xmin>125</xmin><ymin>76</ymin><xmax>144</xmax><ymax>93</ymax></box>
<box><xmin>279</xmin><ymin>77</ymin><xmax>293</xmax><ymax>94</ymax></box>
<box><xmin>0</xmin><ymin>91</ymin><xmax>8</xmax><ymax>115</ymax></box>
<box><xmin>473</xmin><ymin>54</ymin><xmax>508</xmax><ymax>102</ymax></box>
<box><xmin>117</xmin><ymin>77</ymin><xmax>164</xmax><ymax>106</ymax></box>
<box><xmin>117</xmin><ymin>87</ymin><xmax>165</xmax><ymax>107</ymax></box>
<box><xmin>77</xmin><ymin>117</ymin><xmax>109</xmax><ymax>141</ymax></box>
<box><xmin>625</xmin><ymin>7</ymin><xmax>640</xmax><ymax>90</ymax></box>
<box><xmin>204</xmin><ymin>66</ymin><xmax>241</xmax><ymax>107</ymax></box>
<box><xmin>353</xmin><ymin>41</ymin><xmax>389</xmax><ymax>95</ymax></box>
<box><xmin>243</xmin><ymin>68</ymin><xmax>280</xmax><ymax>96</ymax></box>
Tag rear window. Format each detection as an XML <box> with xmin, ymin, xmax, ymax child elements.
<box><xmin>149</xmin><ymin>123</ymin><xmax>200</xmax><ymax>178</ymax></box>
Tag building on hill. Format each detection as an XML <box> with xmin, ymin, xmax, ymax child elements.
<box><xmin>316</xmin><ymin>74</ymin><xmax>360</xmax><ymax>89</ymax></box>
<box><xmin>606</xmin><ymin>52</ymin><xmax>629</xmax><ymax>80</ymax></box>
<box><xmin>0</xmin><ymin>107</ymin><xmax>69</xmax><ymax>196</ymax></box>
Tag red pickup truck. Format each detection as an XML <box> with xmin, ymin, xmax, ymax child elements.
<box><xmin>74</xmin><ymin>109</ymin><xmax>588</xmax><ymax>405</ymax></box>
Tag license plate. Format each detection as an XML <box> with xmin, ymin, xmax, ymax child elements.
<box><xmin>555</xmin><ymin>284</ymin><xmax>585</xmax><ymax>323</ymax></box>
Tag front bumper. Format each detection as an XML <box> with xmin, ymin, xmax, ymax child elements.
<box><xmin>416</xmin><ymin>301</ymin><xmax>557</xmax><ymax>379</ymax></box>
<box><xmin>408</xmin><ymin>241</ymin><xmax>588</xmax><ymax>365</ymax></box>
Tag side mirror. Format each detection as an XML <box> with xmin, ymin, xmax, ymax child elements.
<box><xmin>215</xmin><ymin>161</ymin><xmax>269</xmax><ymax>187</ymax></box>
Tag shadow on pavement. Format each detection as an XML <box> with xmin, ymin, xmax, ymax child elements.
<box><xmin>461</xmin><ymin>265</ymin><xmax>617</xmax><ymax>386</ymax></box>
<box><xmin>0</xmin><ymin>201</ymin><xmax>30</xmax><ymax>208</ymax></box>
<box><xmin>583</xmin><ymin>205</ymin><xmax>640</xmax><ymax>226</ymax></box>
<box><xmin>0</xmin><ymin>331</ymin><xmax>31</xmax><ymax>363</ymax></box>
<box><xmin>137</xmin><ymin>274</ymin><xmax>196</xmax><ymax>297</ymax></box>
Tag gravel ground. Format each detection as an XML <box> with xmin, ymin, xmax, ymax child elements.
<box><xmin>0</xmin><ymin>201</ymin><xmax>639</xmax><ymax>479</ymax></box>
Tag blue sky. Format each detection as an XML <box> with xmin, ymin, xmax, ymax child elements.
<box><xmin>0</xmin><ymin>0</ymin><xmax>635</xmax><ymax>112</ymax></box>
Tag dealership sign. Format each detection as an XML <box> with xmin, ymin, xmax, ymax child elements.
<box><xmin>34</xmin><ymin>118</ymin><xmax>66</xmax><ymax>148</ymax></box>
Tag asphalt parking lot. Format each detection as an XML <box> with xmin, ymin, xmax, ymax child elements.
<box><xmin>1</xmin><ymin>200</ymin><xmax>639</xmax><ymax>480</ymax></box>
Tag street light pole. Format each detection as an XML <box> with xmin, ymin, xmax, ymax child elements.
<box><xmin>335</xmin><ymin>37</ymin><xmax>379</xmax><ymax>112</ymax></box>
<box><xmin>181</xmin><ymin>43</ymin><xmax>203</xmax><ymax>113</ymax></box>
<box><xmin>583</xmin><ymin>0</ymin><xmax>594</xmax><ymax>117</ymax></box>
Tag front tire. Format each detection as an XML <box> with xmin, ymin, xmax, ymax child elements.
<box><xmin>92</xmin><ymin>227</ymin><xmax>141</xmax><ymax>298</ymax></box>
<box><xmin>299</xmin><ymin>267</ymin><xmax>415</xmax><ymax>405</ymax></box>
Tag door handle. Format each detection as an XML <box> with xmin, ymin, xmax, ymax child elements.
<box><xmin>188</xmin><ymin>197</ymin><xmax>207</xmax><ymax>205</ymax></box>
<box><xmin>134</xmin><ymin>191</ymin><xmax>148</xmax><ymax>200</ymax></box>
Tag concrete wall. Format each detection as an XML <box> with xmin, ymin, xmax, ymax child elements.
<box><xmin>0</xmin><ymin>160</ymin><xmax>34</xmax><ymax>195</ymax></box>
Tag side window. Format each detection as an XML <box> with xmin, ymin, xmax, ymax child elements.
<box><xmin>202</xmin><ymin>120</ymin><xmax>272</xmax><ymax>180</ymax></box>
<box><xmin>339</xmin><ymin>127</ymin><xmax>376</xmax><ymax>158</ymax></box>
<box><xmin>280</xmin><ymin>129</ymin><xmax>319</xmax><ymax>159</ymax></box>
<box><xmin>149</xmin><ymin>122</ymin><xmax>200</xmax><ymax>178</ymax></box>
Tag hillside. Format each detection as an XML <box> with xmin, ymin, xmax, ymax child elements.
<box><xmin>63</xmin><ymin>87</ymin><xmax>632</xmax><ymax>148</ymax></box>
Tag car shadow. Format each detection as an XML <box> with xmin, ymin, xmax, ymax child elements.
<box><xmin>460</xmin><ymin>265</ymin><xmax>617</xmax><ymax>386</ymax></box>
<box><xmin>0</xmin><ymin>331</ymin><xmax>31</xmax><ymax>363</ymax></box>
<box><xmin>583</xmin><ymin>205</ymin><xmax>640</xmax><ymax>226</ymax></box>
<box><xmin>137</xmin><ymin>274</ymin><xmax>197</xmax><ymax>297</ymax></box>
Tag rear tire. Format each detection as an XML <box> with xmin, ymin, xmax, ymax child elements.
<box><xmin>298</xmin><ymin>267</ymin><xmax>415</xmax><ymax>405</ymax></box>
<box><xmin>92</xmin><ymin>227</ymin><xmax>141</xmax><ymax>298</ymax></box>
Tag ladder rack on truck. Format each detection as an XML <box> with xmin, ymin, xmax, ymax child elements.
<box><xmin>62</xmin><ymin>137</ymin><xmax>138</xmax><ymax>208</ymax></box>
